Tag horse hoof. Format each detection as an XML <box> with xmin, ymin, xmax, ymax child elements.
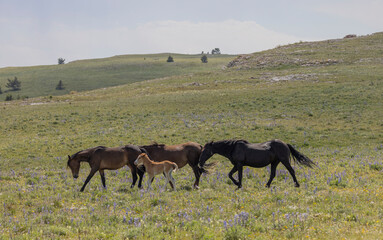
<box><xmin>265</xmin><ymin>185</ymin><xmax>270</xmax><ymax>188</ymax></box>
<box><xmin>295</xmin><ymin>183</ymin><xmax>300</xmax><ymax>188</ymax></box>
<box><xmin>193</xmin><ymin>185</ymin><xmax>199</xmax><ymax>190</ymax></box>
<box><xmin>130</xmin><ymin>184</ymin><xmax>135</xmax><ymax>188</ymax></box>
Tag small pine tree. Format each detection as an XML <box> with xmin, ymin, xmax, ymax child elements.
<box><xmin>201</xmin><ymin>55</ymin><xmax>208</xmax><ymax>63</ymax></box>
<box><xmin>6</xmin><ymin>77</ymin><xmax>21</xmax><ymax>91</ymax></box>
<box><xmin>211</xmin><ymin>48</ymin><xmax>221</xmax><ymax>54</ymax></box>
<box><xmin>167</xmin><ymin>55</ymin><xmax>174</xmax><ymax>62</ymax></box>
<box><xmin>58</xmin><ymin>58</ymin><xmax>65</xmax><ymax>64</ymax></box>
<box><xmin>56</xmin><ymin>80</ymin><xmax>65</xmax><ymax>90</ymax></box>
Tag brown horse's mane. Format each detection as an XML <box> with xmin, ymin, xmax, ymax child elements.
<box><xmin>68</xmin><ymin>146</ymin><xmax>107</xmax><ymax>165</ymax></box>
<box><xmin>140</xmin><ymin>142</ymin><xmax>166</xmax><ymax>148</ymax></box>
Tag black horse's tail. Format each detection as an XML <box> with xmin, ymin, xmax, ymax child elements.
<box><xmin>287</xmin><ymin>144</ymin><xmax>316</xmax><ymax>168</ymax></box>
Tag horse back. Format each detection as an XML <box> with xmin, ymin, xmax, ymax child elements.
<box><xmin>142</xmin><ymin>142</ymin><xmax>201</xmax><ymax>168</ymax></box>
<box><xmin>97</xmin><ymin>146</ymin><xmax>131</xmax><ymax>170</ymax></box>
<box><xmin>234</xmin><ymin>141</ymin><xmax>276</xmax><ymax>167</ymax></box>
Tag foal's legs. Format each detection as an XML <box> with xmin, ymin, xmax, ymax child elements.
<box><xmin>228</xmin><ymin>165</ymin><xmax>239</xmax><ymax>186</ymax></box>
<box><xmin>266</xmin><ymin>162</ymin><xmax>279</xmax><ymax>188</ymax></box>
<box><xmin>163</xmin><ymin>172</ymin><xmax>174</xmax><ymax>189</ymax></box>
<box><xmin>80</xmin><ymin>168</ymin><xmax>98</xmax><ymax>192</ymax></box>
<box><xmin>99</xmin><ymin>170</ymin><xmax>106</xmax><ymax>189</ymax></box>
<box><xmin>163</xmin><ymin>172</ymin><xmax>170</xmax><ymax>190</ymax></box>
<box><xmin>281</xmin><ymin>160</ymin><xmax>300</xmax><ymax>187</ymax></box>
<box><xmin>147</xmin><ymin>175</ymin><xmax>154</xmax><ymax>191</ymax></box>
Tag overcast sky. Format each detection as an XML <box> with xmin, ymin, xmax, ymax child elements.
<box><xmin>1</xmin><ymin>0</ymin><xmax>382</xmax><ymax>68</ymax></box>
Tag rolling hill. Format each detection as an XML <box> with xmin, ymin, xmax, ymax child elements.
<box><xmin>0</xmin><ymin>53</ymin><xmax>234</xmax><ymax>100</ymax></box>
<box><xmin>0</xmin><ymin>33</ymin><xmax>382</xmax><ymax>239</ymax></box>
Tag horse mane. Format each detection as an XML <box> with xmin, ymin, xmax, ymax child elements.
<box><xmin>140</xmin><ymin>142</ymin><xmax>166</xmax><ymax>148</ymax></box>
<box><xmin>209</xmin><ymin>139</ymin><xmax>249</xmax><ymax>159</ymax></box>
<box><xmin>69</xmin><ymin>146</ymin><xmax>107</xmax><ymax>163</ymax></box>
<box><xmin>219</xmin><ymin>139</ymin><xmax>249</xmax><ymax>145</ymax></box>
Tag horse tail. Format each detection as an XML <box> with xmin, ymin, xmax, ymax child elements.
<box><xmin>198</xmin><ymin>162</ymin><xmax>216</xmax><ymax>175</ymax></box>
<box><xmin>195</xmin><ymin>144</ymin><xmax>215</xmax><ymax>174</ymax></box>
<box><xmin>172</xmin><ymin>163</ymin><xmax>178</xmax><ymax>172</ymax></box>
<box><xmin>287</xmin><ymin>144</ymin><xmax>316</xmax><ymax>168</ymax></box>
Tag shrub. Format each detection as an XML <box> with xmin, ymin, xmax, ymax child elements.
<box><xmin>201</xmin><ymin>55</ymin><xmax>208</xmax><ymax>63</ymax></box>
<box><xmin>58</xmin><ymin>58</ymin><xmax>65</xmax><ymax>64</ymax></box>
<box><xmin>56</xmin><ymin>80</ymin><xmax>65</xmax><ymax>90</ymax></box>
<box><xmin>167</xmin><ymin>55</ymin><xmax>174</xmax><ymax>62</ymax></box>
<box><xmin>212</xmin><ymin>48</ymin><xmax>221</xmax><ymax>54</ymax></box>
<box><xmin>6</xmin><ymin>77</ymin><xmax>21</xmax><ymax>91</ymax></box>
<box><xmin>5</xmin><ymin>94</ymin><xmax>13</xmax><ymax>101</ymax></box>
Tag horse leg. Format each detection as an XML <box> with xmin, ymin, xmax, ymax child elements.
<box><xmin>80</xmin><ymin>168</ymin><xmax>98</xmax><ymax>192</ymax></box>
<box><xmin>237</xmin><ymin>164</ymin><xmax>243</xmax><ymax>189</ymax></box>
<box><xmin>130</xmin><ymin>167</ymin><xmax>138</xmax><ymax>188</ymax></box>
<box><xmin>137</xmin><ymin>167</ymin><xmax>146</xmax><ymax>189</ymax></box>
<box><xmin>147</xmin><ymin>175</ymin><xmax>154</xmax><ymax>191</ymax></box>
<box><xmin>163</xmin><ymin>172</ymin><xmax>170</xmax><ymax>190</ymax></box>
<box><xmin>163</xmin><ymin>172</ymin><xmax>174</xmax><ymax>189</ymax></box>
<box><xmin>281</xmin><ymin>161</ymin><xmax>300</xmax><ymax>187</ymax></box>
<box><xmin>99</xmin><ymin>170</ymin><xmax>106</xmax><ymax>189</ymax></box>
<box><xmin>169</xmin><ymin>171</ymin><xmax>176</xmax><ymax>191</ymax></box>
<box><xmin>191</xmin><ymin>165</ymin><xmax>201</xmax><ymax>189</ymax></box>
<box><xmin>266</xmin><ymin>162</ymin><xmax>278</xmax><ymax>188</ymax></box>
<box><xmin>228</xmin><ymin>165</ymin><xmax>239</xmax><ymax>186</ymax></box>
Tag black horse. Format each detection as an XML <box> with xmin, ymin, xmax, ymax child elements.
<box><xmin>198</xmin><ymin>139</ymin><xmax>315</xmax><ymax>189</ymax></box>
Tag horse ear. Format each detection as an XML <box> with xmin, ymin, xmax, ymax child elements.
<box><xmin>68</xmin><ymin>155</ymin><xmax>71</xmax><ymax>160</ymax></box>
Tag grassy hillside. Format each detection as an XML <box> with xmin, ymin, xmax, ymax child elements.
<box><xmin>0</xmin><ymin>33</ymin><xmax>382</xmax><ymax>239</ymax></box>
<box><xmin>0</xmin><ymin>53</ymin><xmax>234</xmax><ymax>100</ymax></box>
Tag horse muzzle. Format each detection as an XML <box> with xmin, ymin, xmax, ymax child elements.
<box><xmin>73</xmin><ymin>175</ymin><xmax>79</xmax><ymax>179</ymax></box>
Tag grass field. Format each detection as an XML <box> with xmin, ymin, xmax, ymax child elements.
<box><xmin>0</xmin><ymin>53</ymin><xmax>234</xmax><ymax>100</ymax></box>
<box><xmin>0</xmin><ymin>33</ymin><xmax>382</xmax><ymax>239</ymax></box>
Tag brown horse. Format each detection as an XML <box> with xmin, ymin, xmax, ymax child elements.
<box><xmin>140</xmin><ymin>142</ymin><xmax>210</xmax><ymax>189</ymax></box>
<box><xmin>134</xmin><ymin>153</ymin><xmax>178</xmax><ymax>191</ymax></box>
<box><xmin>67</xmin><ymin>145</ymin><xmax>146</xmax><ymax>192</ymax></box>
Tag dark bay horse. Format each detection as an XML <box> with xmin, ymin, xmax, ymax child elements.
<box><xmin>141</xmin><ymin>142</ymin><xmax>210</xmax><ymax>189</ymax></box>
<box><xmin>198</xmin><ymin>139</ymin><xmax>316</xmax><ymax>189</ymax></box>
<box><xmin>67</xmin><ymin>145</ymin><xmax>146</xmax><ymax>192</ymax></box>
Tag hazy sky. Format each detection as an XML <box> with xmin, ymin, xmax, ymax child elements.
<box><xmin>1</xmin><ymin>0</ymin><xmax>382</xmax><ymax>68</ymax></box>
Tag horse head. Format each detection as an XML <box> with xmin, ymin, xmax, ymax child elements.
<box><xmin>198</xmin><ymin>141</ymin><xmax>215</xmax><ymax>168</ymax></box>
<box><xmin>67</xmin><ymin>155</ymin><xmax>80</xmax><ymax>179</ymax></box>
<box><xmin>134</xmin><ymin>153</ymin><xmax>147</xmax><ymax>167</ymax></box>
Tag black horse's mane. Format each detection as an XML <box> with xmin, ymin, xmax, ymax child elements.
<box><xmin>208</xmin><ymin>139</ymin><xmax>249</xmax><ymax>159</ymax></box>
<box><xmin>212</xmin><ymin>139</ymin><xmax>249</xmax><ymax>145</ymax></box>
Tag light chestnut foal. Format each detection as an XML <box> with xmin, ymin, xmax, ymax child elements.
<box><xmin>134</xmin><ymin>153</ymin><xmax>178</xmax><ymax>191</ymax></box>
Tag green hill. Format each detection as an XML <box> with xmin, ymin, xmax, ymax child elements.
<box><xmin>0</xmin><ymin>53</ymin><xmax>234</xmax><ymax>100</ymax></box>
<box><xmin>0</xmin><ymin>33</ymin><xmax>382</xmax><ymax>239</ymax></box>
